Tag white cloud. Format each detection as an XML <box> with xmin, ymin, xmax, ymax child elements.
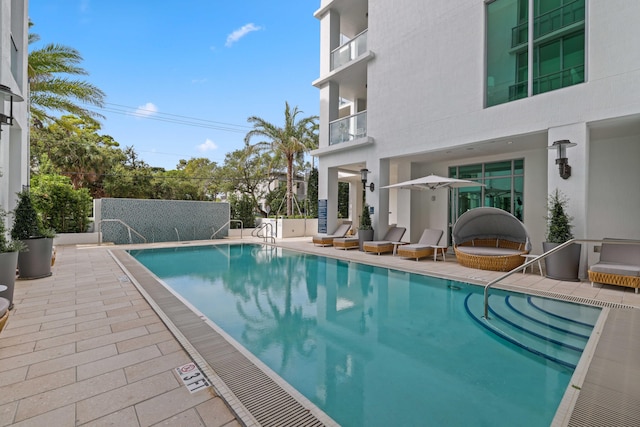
<box><xmin>225</xmin><ymin>23</ymin><xmax>262</xmax><ymax>47</ymax></box>
<box><xmin>197</xmin><ymin>139</ymin><xmax>218</xmax><ymax>152</ymax></box>
<box><xmin>133</xmin><ymin>102</ymin><xmax>158</xmax><ymax>118</ymax></box>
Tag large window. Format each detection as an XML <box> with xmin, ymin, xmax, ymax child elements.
<box><xmin>486</xmin><ymin>0</ymin><xmax>585</xmax><ymax>107</ymax></box>
<box><xmin>448</xmin><ymin>159</ymin><xmax>524</xmax><ymax>243</ymax></box>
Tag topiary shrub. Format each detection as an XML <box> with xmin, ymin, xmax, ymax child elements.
<box><xmin>545</xmin><ymin>189</ymin><xmax>574</xmax><ymax>243</ymax></box>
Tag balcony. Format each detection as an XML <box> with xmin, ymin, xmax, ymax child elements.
<box><xmin>534</xmin><ymin>0</ymin><xmax>585</xmax><ymax>39</ymax></box>
<box><xmin>331</xmin><ymin>30</ymin><xmax>368</xmax><ymax>71</ymax></box>
<box><xmin>533</xmin><ymin>64</ymin><xmax>584</xmax><ymax>94</ymax></box>
<box><xmin>329</xmin><ymin>111</ymin><xmax>367</xmax><ymax>145</ymax></box>
<box><xmin>511</xmin><ymin>0</ymin><xmax>584</xmax><ymax>48</ymax></box>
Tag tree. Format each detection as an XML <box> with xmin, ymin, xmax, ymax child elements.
<box><xmin>176</xmin><ymin>157</ymin><xmax>219</xmax><ymax>200</ymax></box>
<box><xmin>30</xmin><ymin>115</ymin><xmax>124</xmax><ymax>196</ymax></box>
<box><xmin>307</xmin><ymin>168</ymin><xmax>318</xmax><ymax>218</ymax></box>
<box><xmin>218</xmin><ymin>146</ymin><xmax>275</xmax><ymax>216</ymax></box>
<box><xmin>244</xmin><ymin>102</ymin><xmax>318</xmax><ymax>216</ymax></box>
<box><xmin>28</xmin><ymin>23</ymin><xmax>106</xmax><ymax>127</ymax></box>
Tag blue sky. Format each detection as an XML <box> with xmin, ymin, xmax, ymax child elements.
<box><xmin>29</xmin><ymin>1</ymin><xmax>320</xmax><ymax>170</ymax></box>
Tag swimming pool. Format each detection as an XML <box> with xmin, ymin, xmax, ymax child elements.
<box><xmin>131</xmin><ymin>244</ymin><xmax>601</xmax><ymax>427</ymax></box>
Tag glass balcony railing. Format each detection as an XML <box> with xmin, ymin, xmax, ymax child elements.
<box><xmin>511</xmin><ymin>0</ymin><xmax>584</xmax><ymax>48</ymax></box>
<box><xmin>330</xmin><ymin>30</ymin><xmax>368</xmax><ymax>70</ymax></box>
<box><xmin>511</xmin><ymin>23</ymin><xmax>528</xmax><ymax>48</ymax></box>
<box><xmin>533</xmin><ymin>64</ymin><xmax>584</xmax><ymax>94</ymax></box>
<box><xmin>329</xmin><ymin>111</ymin><xmax>367</xmax><ymax>145</ymax></box>
<box><xmin>534</xmin><ymin>0</ymin><xmax>585</xmax><ymax>39</ymax></box>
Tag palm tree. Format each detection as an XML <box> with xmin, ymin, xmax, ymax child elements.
<box><xmin>244</xmin><ymin>102</ymin><xmax>318</xmax><ymax>216</ymax></box>
<box><xmin>28</xmin><ymin>23</ymin><xmax>105</xmax><ymax>127</ymax></box>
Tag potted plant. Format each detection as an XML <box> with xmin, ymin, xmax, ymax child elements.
<box><xmin>542</xmin><ymin>189</ymin><xmax>581</xmax><ymax>281</ymax></box>
<box><xmin>11</xmin><ymin>190</ymin><xmax>55</xmax><ymax>279</ymax></box>
<box><xmin>0</xmin><ymin>208</ymin><xmax>25</xmax><ymax>308</ymax></box>
<box><xmin>358</xmin><ymin>204</ymin><xmax>374</xmax><ymax>251</ymax></box>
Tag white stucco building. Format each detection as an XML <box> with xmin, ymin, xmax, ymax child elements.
<box><xmin>312</xmin><ymin>0</ymin><xmax>640</xmax><ymax>270</ymax></box>
<box><xmin>0</xmin><ymin>0</ymin><xmax>29</xmax><ymax>215</ymax></box>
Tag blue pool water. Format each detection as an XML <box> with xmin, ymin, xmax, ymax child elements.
<box><xmin>131</xmin><ymin>244</ymin><xmax>601</xmax><ymax>427</ymax></box>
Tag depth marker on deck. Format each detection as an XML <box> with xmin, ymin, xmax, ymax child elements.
<box><xmin>176</xmin><ymin>362</ymin><xmax>211</xmax><ymax>393</ymax></box>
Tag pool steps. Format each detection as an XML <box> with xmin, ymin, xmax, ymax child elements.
<box><xmin>464</xmin><ymin>293</ymin><xmax>597</xmax><ymax>369</ymax></box>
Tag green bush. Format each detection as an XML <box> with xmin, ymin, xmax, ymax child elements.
<box><xmin>31</xmin><ymin>174</ymin><xmax>93</xmax><ymax>233</ymax></box>
<box><xmin>229</xmin><ymin>195</ymin><xmax>256</xmax><ymax>229</ymax></box>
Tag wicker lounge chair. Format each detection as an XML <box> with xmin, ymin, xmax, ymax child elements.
<box><xmin>0</xmin><ymin>297</ymin><xmax>9</xmax><ymax>333</ymax></box>
<box><xmin>588</xmin><ymin>238</ymin><xmax>640</xmax><ymax>293</ymax></box>
<box><xmin>452</xmin><ymin>207</ymin><xmax>530</xmax><ymax>272</ymax></box>
<box><xmin>396</xmin><ymin>229</ymin><xmax>444</xmax><ymax>260</ymax></box>
<box><xmin>312</xmin><ymin>222</ymin><xmax>351</xmax><ymax>247</ymax></box>
<box><xmin>363</xmin><ymin>226</ymin><xmax>407</xmax><ymax>255</ymax></box>
<box><xmin>333</xmin><ymin>233</ymin><xmax>360</xmax><ymax>250</ymax></box>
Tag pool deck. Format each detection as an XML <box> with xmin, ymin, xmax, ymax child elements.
<box><xmin>1</xmin><ymin>238</ymin><xmax>639</xmax><ymax>426</ymax></box>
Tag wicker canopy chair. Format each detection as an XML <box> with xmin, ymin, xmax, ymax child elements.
<box><xmin>452</xmin><ymin>207</ymin><xmax>531</xmax><ymax>272</ymax></box>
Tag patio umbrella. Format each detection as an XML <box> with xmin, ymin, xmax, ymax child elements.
<box><xmin>381</xmin><ymin>174</ymin><xmax>484</xmax><ymax>191</ymax></box>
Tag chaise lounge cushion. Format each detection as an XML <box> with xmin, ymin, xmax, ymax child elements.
<box><xmin>363</xmin><ymin>226</ymin><xmax>406</xmax><ymax>254</ymax></box>
<box><xmin>312</xmin><ymin>222</ymin><xmax>351</xmax><ymax>246</ymax></box>
<box><xmin>396</xmin><ymin>229</ymin><xmax>444</xmax><ymax>260</ymax></box>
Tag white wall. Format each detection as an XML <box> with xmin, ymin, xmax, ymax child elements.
<box><xmin>316</xmin><ymin>0</ymin><xmax>640</xmax><ymax>248</ymax></box>
<box><xmin>587</xmin><ymin>133</ymin><xmax>640</xmax><ymax>265</ymax></box>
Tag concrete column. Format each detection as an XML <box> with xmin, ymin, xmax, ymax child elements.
<box><xmin>547</xmin><ymin>123</ymin><xmax>588</xmax><ymax>239</ymax></box>
<box><xmin>548</xmin><ymin>123</ymin><xmax>589</xmax><ymax>277</ymax></box>
<box><xmin>375</xmin><ymin>158</ymin><xmax>390</xmax><ymax>238</ymax></box>
<box><xmin>318</xmin><ymin>167</ymin><xmax>339</xmax><ymax>234</ymax></box>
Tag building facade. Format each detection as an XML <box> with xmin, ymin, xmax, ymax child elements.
<box><xmin>312</xmin><ymin>0</ymin><xmax>640</xmax><ymax>272</ymax></box>
<box><xmin>0</xmin><ymin>0</ymin><xmax>29</xmax><ymax>215</ymax></box>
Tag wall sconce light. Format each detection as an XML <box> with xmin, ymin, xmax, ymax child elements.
<box><xmin>0</xmin><ymin>84</ymin><xmax>24</xmax><ymax>138</ymax></box>
<box><xmin>360</xmin><ymin>168</ymin><xmax>374</xmax><ymax>192</ymax></box>
<box><xmin>548</xmin><ymin>139</ymin><xmax>577</xmax><ymax>179</ymax></box>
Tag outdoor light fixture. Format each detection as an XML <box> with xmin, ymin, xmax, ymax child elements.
<box><xmin>0</xmin><ymin>84</ymin><xmax>24</xmax><ymax>138</ymax></box>
<box><xmin>548</xmin><ymin>139</ymin><xmax>577</xmax><ymax>180</ymax></box>
<box><xmin>360</xmin><ymin>168</ymin><xmax>374</xmax><ymax>192</ymax></box>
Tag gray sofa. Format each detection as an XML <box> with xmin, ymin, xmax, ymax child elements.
<box><xmin>588</xmin><ymin>239</ymin><xmax>640</xmax><ymax>293</ymax></box>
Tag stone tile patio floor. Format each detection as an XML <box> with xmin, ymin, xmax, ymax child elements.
<box><xmin>0</xmin><ymin>244</ymin><xmax>241</xmax><ymax>427</ymax></box>
<box><xmin>1</xmin><ymin>239</ymin><xmax>639</xmax><ymax>426</ymax></box>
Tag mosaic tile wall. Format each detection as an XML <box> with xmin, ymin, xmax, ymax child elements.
<box><xmin>100</xmin><ymin>198</ymin><xmax>230</xmax><ymax>245</ymax></box>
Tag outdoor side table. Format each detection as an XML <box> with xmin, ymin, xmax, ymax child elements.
<box><xmin>521</xmin><ymin>254</ymin><xmax>543</xmax><ymax>276</ymax></box>
<box><xmin>392</xmin><ymin>241</ymin><xmax>408</xmax><ymax>255</ymax></box>
<box><xmin>432</xmin><ymin>245</ymin><xmax>448</xmax><ymax>261</ymax></box>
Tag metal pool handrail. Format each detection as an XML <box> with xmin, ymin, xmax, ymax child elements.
<box><xmin>483</xmin><ymin>238</ymin><xmax>640</xmax><ymax>319</ymax></box>
<box><xmin>211</xmin><ymin>220</ymin><xmax>243</xmax><ymax>239</ymax></box>
<box><xmin>252</xmin><ymin>223</ymin><xmax>275</xmax><ymax>244</ymax></box>
<box><xmin>98</xmin><ymin>219</ymin><xmax>147</xmax><ymax>245</ymax></box>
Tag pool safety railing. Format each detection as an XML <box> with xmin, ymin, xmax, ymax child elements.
<box><xmin>98</xmin><ymin>219</ymin><xmax>147</xmax><ymax>245</ymax></box>
<box><xmin>174</xmin><ymin>227</ymin><xmax>180</xmax><ymax>241</ymax></box>
<box><xmin>483</xmin><ymin>238</ymin><xmax>640</xmax><ymax>319</ymax></box>
<box><xmin>252</xmin><ymin>222</ymin><xmax>275</xmax><ymax>244</ymax></box>
<box><xmin>211</xmin><ymin>220</ymin><xmax>243</xmax><ymax>239</ymax></box>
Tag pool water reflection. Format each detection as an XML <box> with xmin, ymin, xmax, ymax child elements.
<box><xmin>131</xmin><ymin>244</ymin><xmax>600</xmax><ymax>427</ymax></box>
